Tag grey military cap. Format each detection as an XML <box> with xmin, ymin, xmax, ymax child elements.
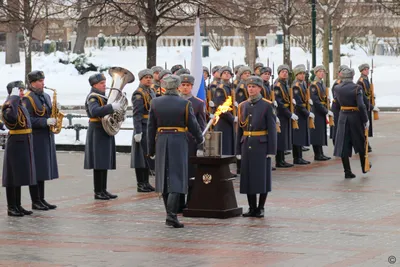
<box><xmin>219</xmin><ymin>66</ymin><xmax>233</xmax><ymax>76</ymax></box>
<box><xmin>89</xmin><ymin>73</ymin><xmax>106</xmax><ymax>86</ymax></box>
<box><xmin>161</xmin><ymin>74</ymin><xmax>181</xmax><ymax>90</ymax></box>
<box><xmin>254</xmin><ymin>62</ymin><xmax>264</xmax><ymax>70</ymax></box>
<box><xmin>212</xmin><ymin>65</ymin><xmax>221</xmax><ymax>74</ymax></box>
<box><xmin>237</xmin><ymin>66</ymin><xmax>252</xmax><ymax>79</ymax></box>
<box><xmin>277</xmin><ymin>64</ymin><xmax>290</xmax><ymax>74</ymax></box>
<box><xmin>175</xmin><ymin>68</ymin><xmax>191</xmax><ymax>76</ymax></box>
<box><xmin>171</xmin><ymin>64</ymin><xmax>183</xmax><ymax>74</ymax></box>
<box><xmin>246</xmin><ymin>76</ymin><xmax>263</xmax><ymax>88</ymax></box>
<box><xmin>293</xmin><ymin>64</ymin><xmax>306</xmax><ymax>76</ymax></box>
<box><xmin>151</xmin><ymin>66</ymin><xmax>163</xmax><ymax>74</ymax></box>
<box><xmin>138</xmin><ymin>69</ymin><xmax>153</xmax><ymax>80</ymax></box>
<box><xmin>159</xmin><ymin>69</ymin><xmax>172</xmax><ymax>80</ymax></box>
<box><xmin>338</xmin><ymin>64</ymin><xmax>348</xmax><ymax>73</ymax></box>
<box><xmin>234</xmin><ymin>64</ymin><xmax>244</xmax><ymax>75</ymax></box>
<box><xmin>203</xmin><ymin>66</ymin><xmax>210</xmax><ymax>75</ymax></box>
<box><xmin>180</xmin><ymin>74</ymin><xmax>195</xmax><ymax>85</ymax></box>
<box><xmin>341</xmin><ymin>67</ymin><xmax>355</xmax><ymax>79</ymax></box>
<box><xmin>259</xmin><ymin>67</ymin><xmax>272</xmax><ymax>75</ymax></box>
<box><xmin>313</xmin><ymin>65</ymin><xmax>326</xmax><ymax>73</ymax></box>
<box><xmin>358</xmin><ymin>63</ymin><xmax>370</xmax><ymax>72</ymax></box>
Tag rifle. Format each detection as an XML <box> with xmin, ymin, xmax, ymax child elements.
<box><xmin>165</xmin><ymin>62</ymin><xmax>167</xmax><ymax>69</ymax></box>
<box><xmin>207</xmin><ymin>62</ymin><xmax>212</xmax><ymax>115</ymax></box>
<box><xmin>305</xmin><ymin>60</ymin><xmax>310</xmax><ymax>88</ymax></box>
<box><xmin>271</xmin><ymin>62</ymin><xmax>275</xmax><ymax>85</ymax></box>
<box><xmin>289</xmin><ymin>87</ymin><xmax>299</xmax><ymax>129</ymax></box>
<box><xmin>271</xmin><ymin>85</ymin><xmax>281</xmax><ymax>133</ymax></box>
<box><xmin>184</xmin><ymin>59</ymin><xmax>186</xmax><ymax>69</ymax></box>
<box><xmin>326</xmin><ymin>86</ymin><xmax>334</xmax><ymax>126</ymax></box>
<box><xmin>364</xmin><ymin>128</ymin><xmax>370</xmax><ymax>172</ymax></box>
<box><xmin>267</xmin><ymin>58</ymin><xmax>270</xmax><ymax>68</ymax></box>
<box><xmin>306</xmin><ymin>84</ymin><xmax>315</xmax><ymax>129</ymax></box>
<box><xmin>371</xmin><ymin>58</ymin><xmax>379</xmax><ymax>120</ymax></box>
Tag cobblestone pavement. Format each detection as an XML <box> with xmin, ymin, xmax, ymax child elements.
<box><xmin>0</xmin><ymin>113</ymin><xmax>399</xmax><ymax>267</ymax></box>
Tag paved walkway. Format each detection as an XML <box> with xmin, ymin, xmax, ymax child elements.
<box><xmin>0</xmin><ymin>113</ymin><xmax>399</xmax><ymax>267</ymax></box>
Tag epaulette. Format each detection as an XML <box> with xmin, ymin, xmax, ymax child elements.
<box><xmin>194</xmin><ymin>96</ymin><xmax>204</xmax><ymax>103</ymax></box>
<box><xmin>359</xmin><ymin>78</ymin><xmax>363</xmax><ymax>82</ymax></box>
<box><xmin>276</xmin><ymin>82</ymin><xmax>281</xmax><ymax>87</ymax></box>
<box><xmin>262</xmin><ymin>98</ymin><xmax>273</xmax><ymax>104</ymax></box>
<box><xmin>218</xmin><ymin>84</ymin><xmax>224</xmax><ymax>89</ymax></box>
<box><xmin>296</xmin><ymin>82</ymin><xmax>300</xmax><ymax>87</ymax></box>
<box><xmin>240</xmin><ymin>84</ymin><xmax>244</xmax><ymax>89</ymax></box>
<box><xmin>212</xmin><ymin>81</ymin><xmax>217</xmax><ymax>85</ymax></box>
<box><xmin>24</xmin><ymin>91</ymin><xmax>31</xmax><ymax>96</ymax></box>
<box><xmin>134</xmin><ymin>88</ymin><xmax>144</xmax><ymax>94</ymax></box>
<box><xmin>312</xmin><ymin>81</ymin><xmax>318</xmax><ymax>85</ymax></box>
<box><xmin>150</xmin><ymin>84</ymin><xmax>155</xmax><ymax>89</ymax></box>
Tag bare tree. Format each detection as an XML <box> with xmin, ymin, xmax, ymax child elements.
<box><xmin>3</xmin><ymin>0</ymin><xmax>21</xmax><ymax>64</ymax></box>
<box><xmin>378</xmin><ymin>0</ymin><xmax>400</xmax><ymax>15</ymax></box>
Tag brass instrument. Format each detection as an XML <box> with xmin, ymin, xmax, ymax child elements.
<box><xmin>44</xmin><ymin>87</ymin><xmax>64</xmax><ymax>134</ymax></box>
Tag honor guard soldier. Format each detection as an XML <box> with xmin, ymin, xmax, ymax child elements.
<box><xmin>254</xmin><ymin>63</ymin><xmax>264</xmax><ymax>76</ymax></box>
<box><xmin>330</xmin><ymin>65</ymin><xmax>348</xmax><ymax>145</ymax></box>
<box><xmin>209</xmin><ymin>65</ymin><xmax>222</xmax><ymax>94</ymax></box>
<box><xmin>176</xmin><ymin>68</ymin><xmax>190</xmax><ymax>76</ymax></box>
<box><xmin>309</xmin><ymin>65</ymin><xmax>332</xmax><ymax>161</ymax></box>
<box><xmin>333</xmin><ymin>67</ymin><xmax>371</xmax><ymax>178</ymax></box>
<box><xmin>235</xmin><ymin>66</ymin><xmax>252</xmax><ymax>105</ymax></box>
<box><xmin>236</xmin><ymin>76</ymin><xmax>277</xmax><ymax>218</ymax></box>
<box><xmin>260</xmin><ymin>67</ymin><xmax>275</xmax><ymax>102</ymax></box>
<box><xmin>147</xmin><ymin>74</ymin><xmax>204</xmax><ymax>228</ymax></box>
<box><xmin>84</xmin><ymin>73</ymin><xmax>121</xmax><ymax>200</ymax></box>
<box><xmin>292</xmin><ymin>65</ymin><xmax>313</xmax><ymax>165</ymax></box>
<box><xmin>2</xmin><ymin>81</ymin><xmax>36</xmax><ymax>216</ymax></box>
<box><xmin>212</xmin><ymin>66</ymin><xmax>237</xmax><ymax>156</ymax></box>
<box><xmin>22</xmin><ymin>71</ymin><xmax>59</xmax><ymax>211</ymax></box>
<box><xmin>171</xmin><ymin>64</ymin><xmax>183</xmax><ymax>75</ymax></box>
<box><xmin>178</xmin><ymin>74</ymin><xmax>207</xmax><ymax>211</ymax></box>
<box><xmin>150</xmin><ymin>66</ymin><xmax>163</xmax><ymax>96</ymax></box>
<box><xmin>274</xmin><ymin>65</ymin><xmax>297</xmax><ymax>168</ymax></box>
<box><xmin>155</xmin><ymin>69</ymin><xmax>172</xmax><ymax>97</ymax></box>
<box><xmin>131</xmin><ymin>69</ymin><xmax>156</xmax><ymax>192</ymax></box>
<box><xmin>203</xmin><ymin>66</ymin><xmax>210</xmax><ymax>81</ymax></box>
<box><xmin>357</xmin><ymin>63</ymin><xmax>378</xmax><ymax>152</ymax></box>
<box><xmin>233</xmin><ymin>64</ymin><xmax>244</xmax><ymax>88</ymax></box>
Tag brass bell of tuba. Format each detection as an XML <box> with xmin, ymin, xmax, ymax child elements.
<box><xmin>102</xmin><ymin>67</ymin><xmax>135</xmax><ymax>136</ymax></box>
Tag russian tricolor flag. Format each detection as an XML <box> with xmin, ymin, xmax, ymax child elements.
<box><xmin>190</xmin><ymin>15</ymin><xmax>206</xmax><ymax>102</ymax></box>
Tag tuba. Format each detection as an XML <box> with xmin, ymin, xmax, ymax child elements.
<box><xmin>45</xmin><ymin>87</ymin><xmax>64</xmax><ymax>134</ymax></box>
<box><xmin>102</xmin><ymin>67</ymin><xmax>135</xmax><ymax>136</ymax></box>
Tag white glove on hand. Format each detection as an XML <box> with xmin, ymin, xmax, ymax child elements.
<box><xmin>328</xmin><ymin>110</ymin><xmax>334</xmax><ymax>117</ymax></box>
<box><xmin>291</xmin><ymin>114</ymin><xmax>299</xmax><ymax>121</ymax></box>
<box><xmin>373</xmin><ymin>106</ymin><xmax>380</xmax><ymax>112</ymax></box>
<box><xmin>234</xmin><ymin>101</ymin><xmax>239</xmax><ymax>107</ymax></box>
<box><xmin>111</xmin><ymin>102</ymin><xmax>122</xmax><ymax>111</ymax></box>
<box><xmin>276</xmin><ymin>117</ymin><xmax>281</xmax><ymax>125</ymax></box>
<box><xmin>196</xmin><ymin>150</ymin><xmax>204</xmax><ymax>157</ymax></box>
<box><xmin>134</xmin><ymin>133</ymin><xmax>142</xmax><ymax>143</ymax></box>
<box><xmin>1</xmin><ymin>124</ymin><xmax>6</xmax><ymax>130</ymax></box>
<box><xmin>236</xmin><ymin>155</ymin><xmax>241</xmax><ymax>160</ymax></box>
<box><xmin>209</xmin><ymin>114</ymin><xmax>215</xmax><ymax>119</ymax></box>
<box><xmin>150</xmin><ymin>155</ymin><xmax>155</xmax><ymax>160</ymax></box>
<box><xmin>47</xmin><ymin>118</ymin><xmax>56</xmax><ymax>126</ymax></box>
<box><xmin>365</xmin><ymin>120</ymin><xmax>370</xmax><ymax>130</ymax></box>
<box><xmin>308</xmin><ymin>99</ymin><xmax>313</xmax><ymax>105</ymax></box>
<box><xmin>274</xmin><ymin>101</ymin><xmax>278</xmax><ymax>107</ymax></box>
<box><xmin>234</xmin><ymin>117</ymin><xmax>238</xmax><ymax>123</ymax></box>
<box><xmin>292</xmin><ymin>99</ymin><xmax>296</xmax><ymax>105</ymax></box>
<box><xmin>10</xmin><ymin>87</ymin><xmax>19</xmax><ymax>96</ymax></box>
<box><xmin>208</xmin><ymin>101</ymin><xmax>215</xmax><ymax>108</ymax></box>
<box><xmin>309</xmin><ymin>112</ymin><xmax>315</xmax><ymax>119</ymax></box>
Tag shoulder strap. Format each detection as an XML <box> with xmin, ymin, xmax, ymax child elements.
<box><xmin>24</xmin><ymin>92</ymin><xmax>46</xmax><ymax>116</ymax></box>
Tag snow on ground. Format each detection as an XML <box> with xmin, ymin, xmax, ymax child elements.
<box><xmin>0</xmin><ymin>44</ymin><xmax>399</xmax><ymax>145</ymax></box>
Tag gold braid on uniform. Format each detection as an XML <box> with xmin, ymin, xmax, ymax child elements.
<box><xmin>24</xmin><ymin>91</ymin><xmax>46</xmax><ymax>116</ymax></box>
<box><xmin>3</xmin><ymin>107</ymin><xmax>27</xmax><ymax>129</ymax></box>
<box><xmin>312</xmin><ymin>81</ymin><xmax>326</xmax><ymax>102</ymax></box>
<box><xmin>238</xmin><ymin>104</ymin><xmax>249</xmax><ymax>128</ymax></box>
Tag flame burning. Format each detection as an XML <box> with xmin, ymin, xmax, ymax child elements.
<box><xmin>213</xmin><ymin>96</ymin><xmax>233</xmax><ymax>125</ymax></box>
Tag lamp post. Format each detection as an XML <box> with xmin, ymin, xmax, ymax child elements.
<box><xmin>311</xmin><ymin>0</ymin><xmax>316</xmax><ymax>68</ymax></box>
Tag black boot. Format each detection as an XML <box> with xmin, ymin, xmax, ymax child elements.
<box><xmin>293</xmin><ymin>146</ymin><xmax>310</xmax><ymax>165</ymax></box>
<box><xmin>166</xmin><ymin>193</ymin><xmax>184</xmax><ymax>228</ymax></box>
<box><xmin>236</xmin><ymin>159</ymin><xmax>241</xmax><ymax>175</ymax></box>
<box><xmin>102</xmin><ymin>170</ymin><xmax>117</xmax><ymax>199</ymax></box>
<box><xmin>94</xmin><ymin>170</ymin><xmax>109</xmax><ymax>200</ymax></box>
<box><xmin>6</xmin><ymin>187</ymin><xmax>24</xmax><ymax>217</ymax></box>
<box><xmin>320</xmin><ymin>147</ymin><xmax>331</xmax><ymax>160</ymax></box>
<box><xmin>177</xmin><ymin>194</ymin><xmax>186</xmax><ymax>214</ymax></box>
<box><xmin>30</xmin><ymin>184</ymin><xmax>48</xmax><ymax>210</ymax></box>
<box><xmin>243</xmin><ymin>194</ymin><xmax>257</xmax><ymax>217</ymax></box>
<box><xmin>136</xmin><ymin>168</ymin><xmax>151</xmax><ymax>192</ymax></box>
<box><xmin>16</xmin><ymin>187</ymin><xmax>32</xmax><ymax>215</ymax></box>
<box><xmin>276</xmin><ymin>151</ymin><xmax>293</xmax><ymax>168</ymax></box>
<box><xmin>359</xmin><ymin>153</ymin><xmax>371</xmax><ymax>174</ymax></box>
<box><xmin>368</xmin><ymin>144</ymin><xmax>372</xmax><ymax>153</ymax></box>
<box><xmin>314</xmin><ymin>146</ymin><xmax>330</xmax><ymax>161</ymax></box>
<box><xmin>255</xmin><ymin>193</ymin><xmax>268</xmax><ymax>218</ymax></box>
<box><xmin>341</xmin><ymin>157</ymin><xmax>356</xmax><ymax>179</ymax></box>
<box><xmin>143</xmin><ymin>168</ymin><xmax>155</xmax><ymax>192</ymax></box>
<box><xmin>39</xmin><ymin>181</ymin><xmax>57</xmax><ymax>209</ymax></box>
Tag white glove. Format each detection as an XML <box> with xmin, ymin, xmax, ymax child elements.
<box><xmin>273</xmin><ymin>101</ymin><xmax>278</xmax><ymax>107</ymax></box>
<box><xmin>196</xmin><ymin>150</ymin><xmax>204</xmax><ymax>157</ymax></box>
<box><xmin>291</xmin><ymin>114</ymin><xmax>299</xmax><ymax>121</ymax></box>
<box><xmin>209</xmin><ymin>114</ymin><xmax>215</xmax><ymax>119</ymax></box>
<box><xmin>134</xmin><ymin>133</ymin><xmax>142</xmax><ymax>143</ymax></box>
<box><xmin>276</xmin><ymin>117</ymin><xmax>281</xmax><ymax>125</ymax></box>
<box><xmin>266</xmin><ymin>155</ymin><xmax>274</xmax><ymax>158</ymax></box>
<box><xmin>234</xmin><ymin>117</ymin><xmax>238</xmax><ymax>123</ymax></box>
<box><xmin>236</xmin><ymin>155</ymin><xmax>241</xmax><ymax>160</ymax></box>
<box><xmin>234</xmin><ymin>101</ymin><xmax>239</xmax><ymax>107</ymax></box>
<box><xmin>111</xmin><ymin>102</ymin><xmax>122</xmax><ymax>111</ymax></box>
<box><xmin>46</xmin><ymin>118</ymin><xmax>56</xmax><ymax>126</ymax></box>
<box><xmin>10</xmin><ymin>87</ymin><xmax>19</xmax><ymax>96</ymax></box>
<box><xmin>208</xmin><ymin>101</ymin><xmax>215</xmax><ymax>107</ymax></box>
<box><xmin>1</xmin><ymin>124</ymin><xmax>6</xmax><ymax>130</ymax></box>
<box><xmin>365</xmin><ymin>120</ymin><xmax>370</xmax><ymax>130</ymax></box>
<box><xmin>373</xmin><ymin>106</ymin><xmax>380</xmax><ymax>112</ymax></box>
<box><xmin>328</xmin><ymin>110</ymin><xmax>334</xmax><ymax>117</ymax></box>
<box><xmin>150</xmin><ymin>155</ymin><xmax>155</xmax><ymax>160</ymax></box>
<box><xmin>292</xmin><ymin>99</ymin><xmax>296</xmax><ymax>105</ymax></box>
<box><xmin>308</xmin><ymin>99</ymin><xmax>313</xmax><ymax>105</ymax></box>
<box><xmin>309</xmin><ymin>112</ymin><xmax>315</xmax><ymax>119</ymax></box>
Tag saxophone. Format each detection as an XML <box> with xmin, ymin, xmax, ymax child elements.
<box><xmin>44</xmin><ymin>87</ymin><xmax>64</xmax><ymax>134</ymax></box>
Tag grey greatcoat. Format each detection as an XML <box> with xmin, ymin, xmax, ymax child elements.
<box><xmin>262</xmin><ymin>81</ymin><xmax>273</xmax><ymax>101</ymax></box>
<box><xmin>2</xmin><ymin>95</ymin><xmax>37</xmax><ymax>187</ymax></box>
<box><xmin>235</xmin><ymin>81</ymin><xmax>248</xmax><ymax>105</ymax></box>
<box><xmin>330</xmin><ymin>79</ymin><xmax>341</xmax><ymax>142</ymax></box>
<box><xmin>274</xmin><ymin>79</ymin><xmax>292</xmax><ymax>151</ymax></box>
<box><xmin>213</xmin><ymin>82</ymin><xmax>235</xmax><ymax>155</ymax></box>
<box><xmin>131</xmin><ymin>85</ymin><xmax>156</xmax><ymax>169</ymax></box>
<box><xmin>310</xmin><ymin>80</ymin><xmax>328</xmax><ymax>146</ymax></box>
<box><xmin>84</xmin><ymin>88</ymin><xmax>116</xmax><ymax>170</ymax></box>
<box><xmin>333</xmin><ymin>81</ymin><xmax>368</xmax><ymax>157</ymax></box>
<box><xmin>237</xmin><ymin>97</ymin><xmax>277</xmax><ymax>194</ymax></box>
<box><xmin>357</xmin><ymin>76</ymin><xmax>373</xmax><ymax>137</ymax></box>
<box><xmin>292</xmin><ymin>80</ymin><xmax>310</xmax><ymax>146</ymax></box>
<box><xmin>147</xmin><ymin>93</ymin><xmax>203</xmax><ymax>194</ymax></box>
<box><xmin>22</xmin><ymin>89</ymin><xmax>59</xmax><ymax>181</ymax></box>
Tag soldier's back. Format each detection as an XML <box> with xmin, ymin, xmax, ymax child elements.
<box><xmin>151</xmin><ymin>95</ymin><xmax>189</xmax><ymax>126</ymax></box>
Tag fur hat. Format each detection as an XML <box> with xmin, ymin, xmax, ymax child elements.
<box><xmin>7</xmin><ymin>80</ymin><xmax>25</xmax><ymax>95</ymax></box>
<box><xmin>161</xmin><ymin>74</ymin><xmax>181</xmax><ymax>90</ymax></box>
<box><xmin>27</xmin><ymin>70</ymin><xmax>45</xmax><ymax>83</ymax></box>
<box><xmin>203</xmin><ymin>66</ymin><xmax>210</xmax><ymax>76</ymax></box>
<box><xmin>171</xmin><ymin>64</ymin><xmax>183</xmax><ymax>74</ymax></box>
<box><xmin>246</xmin><ymin>76</ymin><xmax>263</xmax><ymax>88</ymax></box>
<box><xmin>151</xmin><ymin>66</ymin><xmax>163</xmax><ymax>74</ymax></box>
<box><xmin>237</xmin><ymin>66</ymin><xmax>252</xmax><ymax>79</ymax></box>
<box><xmin>138</xmin><ymin>69</ymin><xmax>153</xmax><ymax>80</ymax></box>
<box><xmin>212</xmin><ymin>65</ymin><xmax>221</xmax><ymax>75</ymax></box>
<box><xmin>159</xmin><ymin>69</ymin><xmax>172</xmax><ymax>80</ymax></box>
<box><xmin>259</xmin><ymin>67</ymin><xmax>272</xmax><ymax>75</ymax></box>
<box><xmin>234</xmin><ymin>64</ymin><xmax>244</xmax><ymax>75</ymax></box>
<box><xmin>89</xmin><ymin>73</ymin><xmax>106</xmax><ymax>86</ymax></box>
<box><xmin>180</xmin><ymin>74</ymin><xmax>195</xmax><ymax>85</ymax></box>
<box><xmin>219</xmin><ymin>66</ymin><xmax>233</xmax><ymax>76</ymax></box>
<box><xmin>313</xmin><ymin>65</ymin><xmax>326</xmax><ymax>73</ymax></box>
<box><xmin>277</xmin><ymin>64</ymin><xmax>290</xmax><ymax>74</ymax></box>
<box><xmin>293</xmin><ymin>64</ymin><xmax>306</xmax><ymax>76</ymax></box>
<box><xmin>175</xmin><ymin>68</ymin><xmax>191</xmax><ymax>76</ymax></box>
<box><xmin>338</xmin><ymin>65</ymin><xmax>348</xmax><ymax>73</ymax></box>
<box><xmin>358</xmin><ymin>63</ymin><xmax>370</xmax><ymax>72</ymax></box>
<box><xmin>341</xmin><ymin>67</ymin><xmax>355</xmax><ymax>79</ymax></box>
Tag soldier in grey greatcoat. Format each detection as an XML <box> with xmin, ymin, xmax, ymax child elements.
<box><xmin>330</xmin><ymin>65</ymin><xmax>348</xmax><ymax>145</ymax></box>
<box><xmin>171</xmin><ymin>64</ymin><xmax>183</xmax><ymax>75</ymax></box>
<box><xmin>333</xmin><ymin>68</ymin><xmax>370</xmax><ymax>178</ymax></box>
<box><xmin>274</xmin><ymin>65</ymin><xmax>297</xmax><ymax>168</ymax></box>
<box><xmin>235</xmin><ymin>66</ymin><xmax>252</xmax><ymax>105</ymax></box>
<box><xmin>147</xmin><ymin>75</ymin><xmax>204</xmax><ymax>228</ymax></box>
<box><xmin>236</xmin><ymin>76</ymin><xmax>277</xmax><ymax>218</ymax></box>
<box><xmin>22</xmin><ymin>71</ymin><xmax>59</xmax><ymax>211</ymax></box>
<box><xmin>310</xmin><ymin>65</ymin><xmax>332</xmax><ymax>161</ymax></box>
<box><xmin>233</xmin><ymin>64</ymin><xmax>244</xmax><ymax>89</ymax></box>
<box><xmin>259</xmin><ymin>67</ymin><xmax>274</xmax><ymax>101</ymax></box>
<box><xmin>254</xmin><ymin>62</ymin><xmax>264</xmax><ymax>76</ymax></box>
<box><xmin>84</xmin><ymin>73</ymin><xmax>121</xmax><ymax>200</ymax></box>
<box><xmin>292</xmin><ymin>64</ymin><xmax>314</xmax><ymax>165</ymax></box>
<box><xmin>150</xmin><ymin>66</ymin><xmax>163</xmax><ymax>96</ymax></box>
<box><xmin>131</xmin><ymin>69</ymin><xmax>156</xmax><ymax>192</ymax></box>
<box><xmin>2</xmin><ymin>81</ymin><xmax>36</xmax><ymax>217</ymax></box>
<box><xmin>178</xmin><ymin>74</ymin><xmax>207</xmax><ymax>211</ymax></box>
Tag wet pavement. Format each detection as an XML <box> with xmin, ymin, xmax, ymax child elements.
<box><xmin>0</xmin><ymin>113</ymin><xmax>399</xmax><ymax>267</ymax></box>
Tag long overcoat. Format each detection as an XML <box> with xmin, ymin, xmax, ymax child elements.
<box><xmin>330</xmin><ymin>80</ymin><xmax>341</xmax><ymax>142</ymax></box>
<box><xmin>310</xmin><ymin>80</ymin><xmax>328</xmax><ymax>146</ymax></box>
<box><xmin>292</xmin><ymin>80</ymin><xmax>310</xmax><ymax>146</ymax></box>
<box><xmin>357</xmin><ymin>76</ymin><xmax>373</xmax><ymax>137</ymax></box>
<box><xmin>274</xmin><ymin>79</ymin><xmax>292</xmax><ymax>151</ymax></box>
